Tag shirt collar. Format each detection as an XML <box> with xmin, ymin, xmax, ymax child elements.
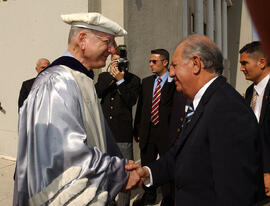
<box><xmin>64</xmin><ymin>51</ymin><xmax>74</xmax><ymax>58</ymax></box>
<box><xmin>193</xmin><ymin>76</ymin><xmax>218</xmax><ymax>110</ymax></box>
<box><xmin>254</xmin><ymin>74</ymin><xmax>270</xmax><ymax>96</ymax></box>
<box><xmin>157</xmin><ymin>71</ymin><xmax>173</xmax><ymax>82</ymax></box>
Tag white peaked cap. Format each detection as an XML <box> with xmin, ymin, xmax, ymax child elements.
<box><xmin>61</xmin><ymin>12</ymin><xmax>127</xmax><ymax>36</ymax></box>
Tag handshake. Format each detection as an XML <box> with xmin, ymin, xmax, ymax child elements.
<box><xmin>123</xmin><ymin>160</ymin><xmax>151</xmax><ymax>191</ymax></box>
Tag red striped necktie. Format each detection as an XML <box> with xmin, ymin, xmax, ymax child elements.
<box><xmin>151</xmin><ymin>77</ymin><xmax>162</xmax><ymax>125</ymax></box>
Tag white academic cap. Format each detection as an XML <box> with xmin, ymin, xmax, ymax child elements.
<box><xmin>61</xmin><ymin>12</ymin><xmax>127</xmax><ymax>36</ymax></box>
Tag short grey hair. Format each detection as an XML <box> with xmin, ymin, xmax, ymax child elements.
<box><xmin>181</xmin><ymin>34</ymin><xmax>224</xmax><ymax>75</ymax></box>
<box><xmin>68</xmin><ymin>27</ymin><xmax>107</xmax><ymax>44</ymax></box>
<box><xmin>68</xmin><ymin>26</ymin><xmax>85</xmax><ymax>44</ymax></box>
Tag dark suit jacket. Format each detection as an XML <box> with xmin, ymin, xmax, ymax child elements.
<box><xmin>95</xmin><ymin>71</ymin><xmax>140</xmax><ymax>143</ymax></box>
<box><xmin>245</xmin><ymin>79</ymin><xmax>270</xmax><ymax>173</ymax></box>
<box><xmin>168</xmin><ymin>91</ymin><xmax>187</xmax><ymax>146</ymax></box>
<box><xmin>134</xmin><ymin>74</ymin><xmax>175</xmax><ymax>151</ymax></box>
<box><xmin>149</xmin><ymin>76</ymin><xmax>264</xmax><ymax>205</ymax></box>
<box><xmin>18</xmin><ymin>78</ymin><xmax>35</xmax><ymax>109</ymax></box>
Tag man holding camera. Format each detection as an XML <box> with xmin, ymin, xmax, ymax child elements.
<box><xmin>95</xmin><ymin>45</ymin><xmax>141</xmax><ymax>206</ymax></box>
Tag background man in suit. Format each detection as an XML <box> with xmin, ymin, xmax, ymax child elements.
<box><xmin>127</xmin><ymin>34</ymin><xmax>264</xmax><ymax>205</ymax></box>
<box><xmin>18</xmin><ymin>58</ymin><xmax>50</xmax><ymax>109</ymax></box>
<box><xmin>95</xmin><ymin>46</ymin><xmax>141</xmax><ymax>206</ymax></box>
<box><xmin>133</xmin><ymin>49</ymin><xmax>175</xmax><ymax>206</ymax></box>
<box><xmin>240</xmin><ymin>41</ymin><xmax>270</xmax><ymax>198</ymax></box>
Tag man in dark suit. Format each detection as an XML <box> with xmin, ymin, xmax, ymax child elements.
<box><xmin>127</xmin><ymin>34</ymin><xmax>264</xmax><ymax>205</ymax></box>
<box><xmin>18</xmin><ymin>58</ymin><xmax>50</xmax><ymax>109</ymax></box>
<box><xmin>240</xmin><ymin>41</ymin><xmax>270</xmax><ymax>199</ymax></box>
<box><xmin>95</xmin><ymin>46</ymin><xmax>141</xmax><ymax>206</ymax></box>
<box><xmin>133</xmin><ymin>49</ymin><xmax>175</xmax><ymax>205</ymax></box>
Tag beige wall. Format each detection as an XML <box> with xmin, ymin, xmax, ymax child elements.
<box><xmin>0</xmin><ymin>0</ymin><xmax>88</xmax><ymax>158</ymax></box>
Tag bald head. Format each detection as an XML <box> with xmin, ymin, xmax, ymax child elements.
<box><xmin>36</xmin><ymin>58</ymin><xmax>50</xmax><ymax>74</ymax></box>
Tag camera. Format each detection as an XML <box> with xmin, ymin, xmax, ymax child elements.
<box><xmin>117</xmin><ymin>45</ymin><xmax>129</xmax><ymax>72</ymax></box>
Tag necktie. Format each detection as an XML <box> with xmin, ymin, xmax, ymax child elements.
<box><xmin>181</xmin><ymin>103</ymin><xmax>194</xmax><ymax>131</ymax></box>
<box><xmin>151</xmin><ymin>77</ymin><xmax>162</xmax><ymax>125</ymax></box>
<box><xmin>185</xmin><ymin>103</ymin><xmax>194</xmax><ymax>125</ymax></box>
<box><xmin>250</xmin><ymin>88</ymin><xmax>258</xmax><ymax>111</ymax></box>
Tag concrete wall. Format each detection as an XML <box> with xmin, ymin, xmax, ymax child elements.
<box><xmin>124</xmin><ymin>0</ymin><xmax>182</xmax><ymax>78</ymax></box>
<box><xmin>0</xmin><ymin>0</ymin><xmax>88</xmax><ymax>158</ymax></box>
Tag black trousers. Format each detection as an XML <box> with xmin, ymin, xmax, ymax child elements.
<box><xmin>140</xmin><ymin>123</ymin><xmax>174</xmax><ymax>200</ymax></box>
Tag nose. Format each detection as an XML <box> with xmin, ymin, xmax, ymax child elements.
<box><xmin>240</xmin><ymin>65</ymin><xmax>245</xmax><ymax>71</ymax></box>
<box><xmin>108</xmin><ymin>44</ymin><xmax>116</xmax><ymax>55</ymax></box>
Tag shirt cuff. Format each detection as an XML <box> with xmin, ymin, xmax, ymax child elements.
<box><xmin>116</xmin><ymin>79</ymin><xmax>125</xmax><ymax>85</ymax></box>
<box><xmin>143</xmin><ymin>166</ymin><xmax>153</xmax><ymax>187</ymax></box>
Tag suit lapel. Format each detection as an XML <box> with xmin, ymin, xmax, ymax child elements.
<box><xmin>245</xmin><ymin>84</ymin><xmax>254</xmax><ymax>105</ymax></box>
<box><xmin>176</xmin><ymin>76</ymin><xmax>226</xmax><ymax>153</ymax></box>
<box><xmin>259</xmin><ymin>79</ymin><xmax>270</xmax><ymax>123</ymax></box>
<box><xmin>160</xmin><ymin>80</ymin><xmax>174</xmax><ymax>104</ymax></box>
<box><xmin>146</xmin><ymin>75</ymin><xmax>156</xmax><ymax>107</ymax></box>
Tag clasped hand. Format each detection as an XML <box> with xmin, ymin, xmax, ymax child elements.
<box><xmin>123</xmin><ymin>160</ymin><xmax>150</xmax><ymax>191</ymax></box>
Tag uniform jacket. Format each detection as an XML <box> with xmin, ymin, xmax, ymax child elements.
<box><xmin>134</xmin><ymin>74</ymin><xmax>175</xmax><ymax>151</ymax></box>
<box><xmin>18</xmin><ymin>78</ymin><xmax>35</xmax><ymax>109</ymax></box>
<box><xmin>245</xmin><ymin>79</ymin><xmax>270</xmax><ymax>173</ymax></box>
<box><xmin>95</xmin><ymin>71</ymin><xmax>140</xmax><ymax>143</ymax></box>
<box><xmin>149</xmin><ymin>76</ymin><xmax>264</xmax><ymax>206</ymax></box>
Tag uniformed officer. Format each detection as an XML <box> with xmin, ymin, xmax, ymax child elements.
<box><xmin>95</xmin><ymin>46</ymin><xmax>141</xmax><ymax>206</ymax></box>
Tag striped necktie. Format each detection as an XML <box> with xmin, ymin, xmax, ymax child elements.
<box><xmin>250</xmin><ymin>88</ymin><xmax>258</xmax><ymax>111</ymax></box>
<box><xmin>185</xmin><ymin>103</ymin><xmax>194</xmax><ymax>125</ymax></box>
<box><xmin>151</xmin><ymin>77</ymin><xmax>162</xmax><ymax>125</ymax></box>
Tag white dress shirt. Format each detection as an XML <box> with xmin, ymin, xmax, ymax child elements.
<box><xmin>253</xmin><ymin>74</ymin><xmax>270</xmax><ymax>122</ymax></box>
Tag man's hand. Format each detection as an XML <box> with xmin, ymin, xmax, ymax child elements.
<box><xmin>136</xmin><ymin>166</ymin><xmax>150</xmax><ymax>184</ymax></box>
<box><xmin>109</xmin><ymin>60</ymin><xmax>124</xmax><ymax>81</ymax></box>
<box><xmin>124</xmin><ymin>170</ymin><xmax>141</xmax><ymax>191</ymax></box>
<box><xmin>125</xmin><ymin>161</ymin><xmax>151</xmax><ymax>188</ymax></box>
<box><xmin>264</xmin><ymin>173</ymin><xmax>270</xmax><ymax>196</ymax></box>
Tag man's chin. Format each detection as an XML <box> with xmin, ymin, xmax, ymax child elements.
<box><xmin>92</xmin><ymin>62</ymin><xmax>106</xmax><ymax>69</ymax></box>
<box><xmin>175</xmin><ymin>85</ymin><xmax>183</xmax><ymax>93</ymax></box>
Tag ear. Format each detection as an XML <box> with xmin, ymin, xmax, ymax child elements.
<box><xmin>191</xmin><ymin>55</ymin><xmax>202</xmax><ymax>75</ymax></box>
<box><xmin>163</xmin><ymin>59</ymin><xmax>169</xmax><ymax>67</ymax></box>
<box><xmin>77</xmin><ymin>31</ymin><xmax>88</xmax><ymax>50</ymax></box>
<box><xmin>258</xmin><ymin>57</ymin><xmax>266</xmax><ymax>69</ymax></box>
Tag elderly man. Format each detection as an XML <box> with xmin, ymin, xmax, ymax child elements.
<box><xmin>127</xmin><ymin>34</ymin><xmax>264</xmax><ymax>205</ymax></box>
<box><xmin>18</xmin><ymin>58</ymin><xmax>50</xmax><ymax>109</ymax></box>
<box><xmin>13</xmin><ymin>13</ymin><xmax>139</xmax><ymax>206</ymax></box>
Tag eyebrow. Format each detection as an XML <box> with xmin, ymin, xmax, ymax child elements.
<box><xmin>240</xmin><ymin>61</ymin><xmax>247</xmax><ymax>65</ymax></box>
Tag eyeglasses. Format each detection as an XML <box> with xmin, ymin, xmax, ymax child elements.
<box><xmin>94</xmin><ymin>34</ymin><xmax>116</xmax><ymax>47</ymax></box>
<box><xmin>149</xmin><ymin>59</ymin><xmax>165</xmax><ymax>64</ymax></box>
